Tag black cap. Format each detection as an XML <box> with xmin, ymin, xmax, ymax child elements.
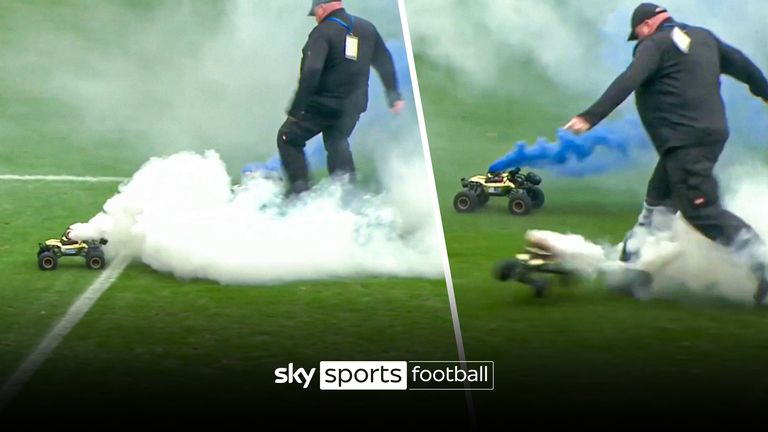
<box><xmin>628</xmin><ymin>3</ymin><xmax>667</xmax><ymax>41</ymax></box>
<box><xmin>308</xmin><ymin>0</ymin><xmax>336</xmax><ymax>16</ymax></box>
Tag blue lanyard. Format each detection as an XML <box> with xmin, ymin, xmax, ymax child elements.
<box><xmin>661</xmin><ymin>22</ymin><xmax>687</xmax><ymax>30</ymax></box>
<box><xmin>327</xmin><ymin>16</ymin><xmax>355</xmax><ymax>34</ymax></box>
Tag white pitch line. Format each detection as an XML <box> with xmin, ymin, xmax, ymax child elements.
<box><xmin>398</xmin><ymin>1</ymin><xmax>476</xmax><ymax>430</ymax></box>
<box><xmin>0</xmin><ymin>175</ymin><xmax>127</xmax><ymax>182</ymax></box>
<box><xmin>0</xmin><ymin>255</ymin><xmax>130</xmax><ymax>411</ymax></box>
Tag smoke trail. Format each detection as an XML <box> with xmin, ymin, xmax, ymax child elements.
<box><xmin>487</xmin><ymin>118</ymin><xmax>652</xmax><ymax>176</ymax></box>
<box><xmin>523</xmin><ymin>163</ymin><xmax>768</xmax><ymax>304</ymax></box>
<box><xmin>69</xmin><ymin>150</ymin><xmax>443</xmax><ymax>284</ymax></box>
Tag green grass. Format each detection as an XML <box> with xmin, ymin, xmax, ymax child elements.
<box><xmin>0</xmin><ymin>182</ymin><xmax>116</xmax><ymax>377</ymax></box>
<box><xmin>0</xmin><ymin>174</ymin><xmax>464</xmax><ymax>425</ymax></box>
<box><xmin>414</xmin><ymin>54</ymin><xmax>768</xmax><ymax>420</ymax></box>
<box><xmin>0</xmin><ymin>2</ymin><xmax>465</xmax><ymax>426</ymax></box>
<box><xmin>4</xmin><ymin>253</ymin><xmax>463</xmax><ymax>422</ymax></box>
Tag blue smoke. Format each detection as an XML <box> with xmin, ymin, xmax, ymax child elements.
<box><xmin>485</xmin><ymin>84</ymin><xmax>765</xmax><ymax>178</ymax></box>
<box><xmin>488</xmin><ymin>117</ymin><xmax>653</xmax><ymax>177</ymax></box>
<box><xmin>242</xmin><ymin>40</ymin><xmax>412</xmax><ymax>178</ymax></box>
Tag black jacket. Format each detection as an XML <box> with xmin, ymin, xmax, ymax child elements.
<box><xmin>579</xmin><ymin>19</ymin><xmax>768</xmax><ymax>153</ymax></box>
<box><xmin>288</xmin><ymin>9</ymin><xmax>401</xmax><ymax>119</ymax></box>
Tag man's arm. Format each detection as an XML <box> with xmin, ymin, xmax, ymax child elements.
<box><xmin>566</xmin><ymin>40</ymin><xmax>663</xmax><ymax>133</ymax></box>
<box><xmin>717</xmin><ymin>37</ymin><xmax>768</xmax><ymax>101</ymax></box>
<box><xmin>370</xmin><ymin>30</ymin><xmax>403</xmax><ymax>113</ymax></box>
<box><xmin>287</xmin><ymin>29</ymin><xmax>330</xmax><ymax>118</ymax></box>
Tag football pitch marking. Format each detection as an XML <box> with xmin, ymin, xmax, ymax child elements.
<box><xmin>398</xmin><ymin>1</ymin><xmax>475</xmax><ymax>429</ymax></box>
<box><xmin>0</xmin><ymin>255</ymin><xmax>130</xmax><ymax>411</ymax></box>
<box><xmin>0</xmin><ymin>174</ymin><xmax>127</xmax><ymax>182</ymax></box>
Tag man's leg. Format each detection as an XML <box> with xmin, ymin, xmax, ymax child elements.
<box><xmin>620</xmin><ymin>159</ymin><xmax>677</xmax><ymax>263</ymax></box>
<box><xmin>322</xmin><ymin>113</ymin><xmax>360</xmax><ymax>182</ymax></box>
<box><xmin>277</xmin><ymin>115</ymin><xmax>323</xmax><ymax>195</ymax></box>
<box><xmin>664</xmin><ymin>143</ymin><xmax>768</xmax><ymax>303</ymax></box>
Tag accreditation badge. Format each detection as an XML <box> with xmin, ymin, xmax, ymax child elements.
<box><xmin>345</xmin><ymin>34</ymin><xmax>358</xmax><ymax>61</ymax></box>
<box><xmin>671</xmin><ymin>27</ymin><xmax>691</xmax><ymax>54</ymax></box>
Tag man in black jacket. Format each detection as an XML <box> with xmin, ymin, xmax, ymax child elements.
<box><xmin>564</xmin><ymin>3</ymin><xmax>768</xmax><ymax>303</ymax></box>
<box><xmin>277</xmin><ymin>0</ymin><xmax>404</xmax><ymax>196</ymax></box>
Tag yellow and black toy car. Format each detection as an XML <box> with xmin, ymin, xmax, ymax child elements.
<box><xmin>37</xmin><ymin>229</ymin><xmax>108</xmax><ymax>271</ymax></box>
<box><xmin>453</xmin><ymin>167</ymin><xmax>544</xmax><ymax>215</ymax></box>
<box><xmin>493</xmin><ymin>234</ymin><xmax>652</xmax><ymax>298</ymax></box>
<box><xmin>493</xmin><ymin>245</ymin><xmax>573</xmax><ymax>297</ymax></box>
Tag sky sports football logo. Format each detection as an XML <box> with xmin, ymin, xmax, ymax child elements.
<box><xmin>274</xmin><ymin>361</ymin><xmax>494</xmax><ymax>391</ymax></box>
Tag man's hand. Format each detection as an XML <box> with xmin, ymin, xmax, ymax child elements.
<box><xmin>390</xmin><ymin>100</ymin><xmax>405</xmax><ymax>115</ymax></box>
<box><xmin>563</xmin><ymin>116</ymin><xmax>592</xmax><ymax>134</ymax></box>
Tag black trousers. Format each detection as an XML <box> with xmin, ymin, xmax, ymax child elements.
<box><xmin>645</xmin><ymin>136</ymin><xmax>758</xmax><ymax>251</ymax></box>
<box><xmin>277</xmin><ymin>107</ymin><xmax>360</xmax><ymax>193</ymax></box>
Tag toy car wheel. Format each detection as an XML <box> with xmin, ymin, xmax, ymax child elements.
<box><xmin>453</xmin><ymin>191</ymin><xmax>479</xmax><ymax>213</ymax></box>
<box><xmin>525</xmin><ymin>171</ymin><xmax>542</xmax><ymax>186</ymax></box>
<box><xmin>476</xmin><ymin>192</ymin><xmax>490</xmax><ymax>207</ymax></box>
<box><xmin>38</xmin><ymin>251</ymin><xmax>58</xmax><ymax>271</ymax></box>
<box><xmin>85</xmin><ymin>250</ymin><xmax>106</xmax><ymax>270</ymax></box>
<box><xmin>507</xmin><ymin>190</ymin><xmax>532</xmax><ymax>216</ymax></box>
<box><xmin>532</xmin><ymin>280</ymin><xmax>548</xmax><ymax>298</ymax></box>
<box><xmin>527</xmin><ymin>186</ymin><xmax>545</xmax><ymax>209</ymax></box>
<box><xmin>493</xmin><ymin>260</ymin><xmax>521</xmax><ymax>281</ymax></box>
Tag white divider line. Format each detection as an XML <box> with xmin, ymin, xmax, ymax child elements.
<box><xmin>397</xmin><ymin>1</ymin><xmax>476</xmax><ymax>430</ymax></box>
<box><xmin>0</xmin><ymin>255</ymin><xmax>131</xmax><ymax>411</ymax></box>
<box><xmin>0</xmin><ymin>175</ymin><xmax>127</xmax><ymax>182</ymax></box>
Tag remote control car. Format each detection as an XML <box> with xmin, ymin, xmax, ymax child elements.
<box><xmin>37</xmin><ymin>228</ymin><xmax>108</xmax><ymax>271</ymax></box>
<box><xmin>493</xmin><ymin>244</ymin><xmax>574</xmax><ymax>297</ymax></box>
<box><xmin>493</xmin><ymin>231</ymin><xmax>653</xmax><ymax>298</ymax></box>
<box><xmin>453</xmin><ymin>167</ymin><xmax>544</xmax><ymax>215</ymax></box>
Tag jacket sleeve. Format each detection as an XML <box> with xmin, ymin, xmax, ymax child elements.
<box><xmin>578</xmin><ymin>40</ymin><xmax>663</xmax><ymax>127</ymax></box>
<box><xmin>717</xmin><ymin>37</ymin><xmax>768</xmax><ymax>100</ymax></box>
<box><xmin>370</xmin><ymin>29</ymin><xmax>401</xmax><ymax>107</ymax></box>
<box><xmin>288</xmin><ymin>29</ymin><xmax>330</xmax><ymax>118</ymax></box>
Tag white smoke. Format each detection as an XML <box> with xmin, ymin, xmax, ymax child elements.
<box><xmin>69</xmin><ymin>150</ymin><xmax>443</xmax><ymax>284</ymax></box>
<box><xmin>527</xmin><ymin>165</ymin><xmax>768</xmax><ymax>304</ymax></box>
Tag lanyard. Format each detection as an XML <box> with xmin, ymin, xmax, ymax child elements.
<box><xmin>327</xmin><ymin>16</ymin><xmax>356</xmax><ymax>35</ymax></box>
<box><xmin>661</xmin><ymin>22</ymin><xmax>687</xmax><ymax>30</ymax></box>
